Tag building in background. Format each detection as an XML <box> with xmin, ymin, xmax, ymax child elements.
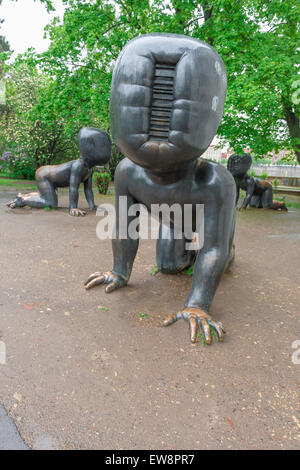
<box><xmin>202</xmin><ymin>145</ymin><xmax>295</xmax><ymax>164</ymax></box>
<box><xmin>201</xmin><ymin>145</ymin><xmax>229</xmax><ymax>162</ymax></box>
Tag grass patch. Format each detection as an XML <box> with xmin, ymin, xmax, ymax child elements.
<box><xmin>286</xmin><ymin>202</ymin><xmax>300</xmax><ymax>209</ymax></box>
<box><xmin>0</xmin><ymin>177</ymin><xmax>36</xmax><ymax>190</ymax></box>
<box><xmin>238</xmin><ymin>191</ymin><xmax>300</xmax><ymax>210</ymax></box>
<box><xmin>184</xmin><ymin>266</ymin><xmax>194</xmax><ymax>276</ymax></box>
<box><xmin>197</xmin><ymin>325</ymin><xmax>220</xmax><ymax>345</ymax></box>
<box><xmin>150</xmin><ymin>265</ymin><xmax>159</xmax><ymax>276</ymax></box>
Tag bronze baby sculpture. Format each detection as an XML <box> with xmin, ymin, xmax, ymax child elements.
<box><xmin>7</xmin><ymin>127</ymin><xmax>111</xmax><ymax>216</ymax></box>
<box><xmin>227</xmin><ymin>153</ymin><xmax>287</xmax><ymax>211</ymax></box>
<box><xmin>85</xmin><ymin>33</ymin><xmax>236</xmax><ymax>344</ymax></box>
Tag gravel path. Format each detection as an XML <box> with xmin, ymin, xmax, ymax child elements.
<box><xmin>0</xmin><ymin>190</ymin><xmax>299</xmax><ymax>449</ymax></box>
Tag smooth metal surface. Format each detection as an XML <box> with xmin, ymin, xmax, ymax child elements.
<box><xmin>227</xmin><ymin>153</ymin><xmax>288</xmax><ymax>211</ymax></box>
<box><xmin>110</xmin><ymin>33</ymin><xmax>227</xmax><ymax>173</ymax></box>
<box><xmin>87</xmin><ymin>33</ymin><xmax>236</xmax><ymax>343</ymax></box>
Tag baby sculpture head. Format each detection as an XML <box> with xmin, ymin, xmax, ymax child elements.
<box><xmin>110</xmin><ymin>33</ymin><xmax>227</xmax><ymax>173</ymax></box>
<box><xmin>78</xmin><ymin>127</ymin><xmax>111</xmax><ymax>168</ymax></box>
<box><xmin>227</xmin><ymin>153</ymin><xmax>253</xmax><ymax>178</ymax></box>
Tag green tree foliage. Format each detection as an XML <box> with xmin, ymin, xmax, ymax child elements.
<box><xmin>0</xmin><ymin>55</ymin><xmax>79</xmax><ymax>178</ymax></box>
<box><xmin>209</xmin><ymin>0</ymin><xmax>300</xmax><ymax>163</ymax></box>
<box><xmin>0</xmin><ymin>0</ymin><xmax>15</xmax><ymax>151</ymax></box>
<box><xmin>2</xmin><ymin>0</ymin><xmax>299</xmax><ymax>178</ymax></box>
<box><xmin>38</xmin><ymin>0</ymin><xmax>299</xmax><ymax>163</ymax></box>
<box><xmin>0</xmin><ymin>0</ymin><xmax>19</xmax><ymax>135</ymax></box>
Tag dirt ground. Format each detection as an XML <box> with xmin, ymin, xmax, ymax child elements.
<box><xmin>0</xmin><ymin>188</ymin><xmax>299</xmax><ymax>450</ymax></box>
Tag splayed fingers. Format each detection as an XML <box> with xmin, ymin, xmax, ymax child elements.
<box><xmin>85</xmin><ymin>271</ymin><xmax>126</xmax><ymax>293</ymax></box>
<box><xmin>70</xmin><ymin>208</ymin><xmax>86</xmax><ymax>217</ymax></box>
<box><xmin>163</xmin><ymin>307</ymin><xmax>225</xmax><ymax>344</ymax></box>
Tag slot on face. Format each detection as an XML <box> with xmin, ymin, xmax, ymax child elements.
<box><xmin>149</xmin><ymin>63</ymin><xmax>176</xmax><ymax>142</ymax></box>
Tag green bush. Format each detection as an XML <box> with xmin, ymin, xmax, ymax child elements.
<box><xmin>252</xmin><ymin>158</ymin><xmax>272</xmax><ymax>165</ymax></box>
<box><xmin>260</xmin><ymin>172</ymin><xmax>268</xmax><ymax>180</ymax></box>
<box><xmin>0</xmin><ymin>147</ymin><xmax>36</xmax><ymax>179</ymax></box>
<box><xmin>0</xmin><ymin>60</ymin><xmax>79</xmax><ymax>180</ymax></box>
<box><xmin>275</xmin><ymin>158</ymin><xmax>297</xmax><ymax>165</ymax></box>
<box><xmin>94</xmin><ymin>171</ymin><xmax>111</xmax><ymax>195</ymax></box>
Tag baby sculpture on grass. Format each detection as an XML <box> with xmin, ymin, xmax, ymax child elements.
<box><xmin>7</xmin><ymin>127</ymin><xmax>111</xmax><ymax>216</ymax></box>
<box><xmin>85</xmin><ymin>33</ymin><xmax>237</xmax><ymax>345</ymax></box>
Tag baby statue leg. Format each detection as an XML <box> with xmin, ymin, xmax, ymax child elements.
<box><xmin>249</xmin><ymin>194</ymin><xmax>262</xmax><ymax>208</ymax></box>
<box><xmin>262</xmin><ymin>186</ymin><xmax>288</xmax><ymax>211</ymax></box>
<box><xmin>261</xmin><ymin>187</ymin><xmax>273</xmax><ymax>208</ymax></box>
<box><xmin>156</xmin><ymin>223</ymin><xmax>195</xmax><ymax>274</ymax></box>
<box><xmin>8</xmin><ymin>176</ymin><xmax>58</xmax><ymax>209</ymax></box>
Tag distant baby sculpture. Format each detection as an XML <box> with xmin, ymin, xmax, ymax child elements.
<box><xmin>7</xmin><ymin>127</ymin><xmax>111</xmax><ymax>216</ymax></box>
<box><xmin>227</xmin><ymin>153</ymin><xmax>287</xmax><ymax>211</ymax></box>
<box><xmin>85</xmin><ymin>33</ymin><xmax>236</xmax><ymax>344</ymax></box>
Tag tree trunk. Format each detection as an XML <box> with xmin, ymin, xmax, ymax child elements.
<box><xmin>201</xmin><ymin>1</ymin><xmax>214</xmax><ymax>45</ymax></box>
<box><xmin>283</xmin><ymin>104</ymin><xmax>300</xmax><ymax>164</ymax></box>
